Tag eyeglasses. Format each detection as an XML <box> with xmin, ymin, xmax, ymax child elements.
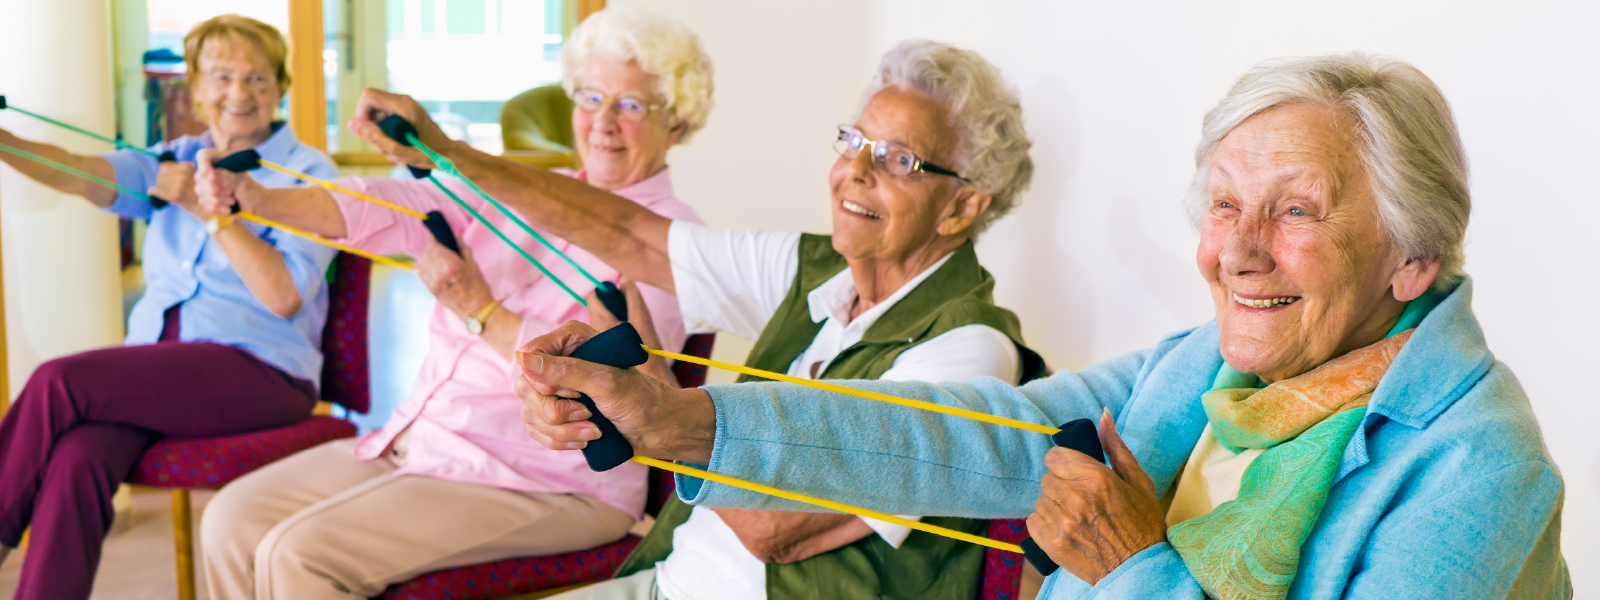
<box><xmin>833</xmin><ymin>125</ymin><xmax>970</xmax><ymax>182</ymax></box>
<box><xmin>199</xmin><ymin>69</ymin><xmax>276</xmax><ymax>93</ymax></box>
<box><xmin>571</xmin><ymin>88</ymin><xmax>666</xmax><ymax>123</ymax></box>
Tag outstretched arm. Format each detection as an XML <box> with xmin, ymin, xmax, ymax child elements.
<box><xmin>0</xmin><ymin>127</ymin><xmax>118</xmax><ymax>207</ymax></box>
<box><xmin>194</xmin><ymin>148</ymin><xmax>348</xmax><ymax>238</ymax></box>
<box><xmin>347</xmin><ymin>88</ymin><xmax>677</xmax><ymax>293</ymax></box>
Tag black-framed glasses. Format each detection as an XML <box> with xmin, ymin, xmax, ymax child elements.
<box><xmin>571</xmin><ymin>87</ymin><xmax>665</xmax><ymax>123</ymax></box>
<box><xmin>833</xmin><ymin>125</ymin><xmax>970</xmax><ymax>182</ymax></box>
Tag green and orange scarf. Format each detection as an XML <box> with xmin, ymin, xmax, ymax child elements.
<box><xmin>1168</xmin><ymin>294</ymin><xmax>1443</xmax><ymax>600</ymax></box>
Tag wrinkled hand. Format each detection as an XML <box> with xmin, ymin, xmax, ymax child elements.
<box><xmin>194</xmin><ymin>149</ymin><xmax>265</xmax><ymax>215</ymax></box>
<box><xmin>1026</xmin><ymin>410</ymin><xmax>1167</xmax><ymax>585</ymax></box>
<box><xmin>346</xmin><ymin>88</ymin><xmax>448</xmax><ymax>171</ymax></box>
<box><xmin>514</xmin><ymin>320</ymin><xmax>716</xmax><ymax>464</ymax></box>
<box><xmin>587</xmin><ymin>279</ymin><xmax>675</xmax><ymax>386</ymax></box>
<box><xmin>415</xmin><ymin>241</ymin><xmax>493</xmax><ymax>319</ymax></box>
<box><xmin>148</xmin><ymin>161</ymin><xmax>205</xmax><ymax>217</ymax></box>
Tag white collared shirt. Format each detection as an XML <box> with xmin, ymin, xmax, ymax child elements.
<box><xmin>655</xmin><ymin>222</ymin><xmax>1021</xmax><ymax>600</ymax></box>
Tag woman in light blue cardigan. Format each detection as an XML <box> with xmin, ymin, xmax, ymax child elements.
<box><xmin>515</xmin><ymin>53</ymin><xmax>1570</xmax><ymax>600</ymax></box>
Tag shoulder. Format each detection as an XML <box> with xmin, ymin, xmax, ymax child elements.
<box><xmin>1409</xmin><ymin>361</ymin><xmax>1557</xmax><ymax>473</ymax></box>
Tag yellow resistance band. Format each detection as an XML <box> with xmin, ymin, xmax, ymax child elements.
<box><xmin>254</xmin><ymin>161</ymin><xmax>429</xmax><ymax>221</ymax></box>
<box><xmin>644</xmin><ymin>347</ymin><xmax>1061</xmax><ymax>436</ymax></box>
<box><xmin>234</xmin><ymin>212</ymin><xmax>413</xmax><ymax>271</ymax></box>
<box><xmin>631</xmin><ymin>456</ymin><xmax>1023</xmax><ymax>553</ymax></box>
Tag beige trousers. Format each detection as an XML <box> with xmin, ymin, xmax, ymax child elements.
<box><xmin>199</xmin><ymin>438</ymin><xmax>634</xmax><ymax>600</ymax></box>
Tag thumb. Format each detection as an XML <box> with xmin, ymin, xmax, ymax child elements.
<box><xmin>1100</xmin><ymin>408</ymin><xmax>1156</xmax><ymax>499</ymax></box>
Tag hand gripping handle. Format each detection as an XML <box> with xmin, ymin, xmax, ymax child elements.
<box><xmin>147</xmin><ymin>150</ymin><xmax>180</xmax><ymax>209</ymax></box>
<box><xmin>376</xmin><ymin>115</ymin><xmax>435</xmax><ymax>179</ymax></box>
<box><xmin>564</xmin><ymin>323</ymin><xmax>650</xmax><ymax>471</ymax></box>
<box><xmin>422</xmin><ymin>210</ymin><xmax>462</xmax><ymax>255</ymax></box>
<box><xmin>1020</xmin><ymin>418</ymin><xmax>1105</xmax><ymax>576</ymax></box>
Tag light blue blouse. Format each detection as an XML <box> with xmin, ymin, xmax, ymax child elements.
<box><xmin>683</xmin><ymin>278</ymin><xmax>1571</xmax><ymax>599</ymax></box>
<box><xmin>102</xmin><ymin>123</ymin><xmax>338</xmax><ymax>387</ymax></box>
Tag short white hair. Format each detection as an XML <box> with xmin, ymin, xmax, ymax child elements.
<box><xmin>1187</xmin><ymin>53</ymin><xmax>1471</xmax><ymax>292</ymax></box>
<box><xmin>858</xmin><ymin>40</ymin><xmax>1033</xmax><ymax>238</ymax></box>
<box><xmin>561</xmin><ymin>4</ymin><xmax>714</xmax><ymax>143</ymax></box>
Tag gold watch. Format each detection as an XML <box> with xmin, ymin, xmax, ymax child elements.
<box><xmin>465</xmin><ymin>299</ymin><xmax>500</xmax><ymax>335</ymax></box>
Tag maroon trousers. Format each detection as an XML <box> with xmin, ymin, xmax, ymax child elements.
<box><xmin>0</xmin><ymin>336</ymin><xmax>316</xmax><ymax>600</ymax></box>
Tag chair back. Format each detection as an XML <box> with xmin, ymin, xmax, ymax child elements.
<box><xmin>320</xmin><ymin>252</ymin><xmax>372</xmax><ymax>414</ymax></box>
<box><xmin>500</xmin><ymin>85</ymin><xmax>576</xmax><ymax>153</ymax></box>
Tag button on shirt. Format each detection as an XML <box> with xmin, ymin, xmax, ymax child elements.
<box><xmin>340</xmin><ymin>168</ymin><xmax>701</xmax><ymax>518</ymax></box>
<box><xmin>654</xmin><ymin>221</ymin><xmax>1022</xmax><ymax>600</ymax></box>
<box><xmin>101</xmin><ymin>123</ymin><xmax>339</xmax><ymax>385</ymax></box>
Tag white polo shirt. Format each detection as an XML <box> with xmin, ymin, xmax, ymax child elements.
<box><xmin>653</xmin><ymin>222</ymin><xmax>1022</xmax><ymax>600</ymax></box>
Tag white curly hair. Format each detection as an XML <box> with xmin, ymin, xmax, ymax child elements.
<box><xmin>561</xmin><ymin>4</ymin><xmax>715</xmax><ymax>143</ymax></box>
<box><xmin>857</xmin><ymin>40</ymin><xmax>1034</xmax><ymax>238</ymax></box>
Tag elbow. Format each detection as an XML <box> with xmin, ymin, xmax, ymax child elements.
<box><xmin>268</xmin><ymin>296</ymin><xmax>303</xmax><ymax>319</ymax></box>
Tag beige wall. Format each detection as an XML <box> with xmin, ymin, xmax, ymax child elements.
<box><xmin>0</xmin><ymin>0</ymin><xmax>126</xmax><ymax>399</ymax></box>
<box><xmin>645</xmin><ymin>0</ymin><xmax>1600</xmax><ymax>593</ymax></box>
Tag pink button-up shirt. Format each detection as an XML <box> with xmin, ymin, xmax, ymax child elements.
<box><xmin>331</xmin><ymin>168</ymin><xmax>700</xmax><ymax>518</ymax></box>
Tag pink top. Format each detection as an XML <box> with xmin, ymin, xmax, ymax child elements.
<box><xmin>333</xmin><ymin>168</ymin><xmax>700</xmax><ymax>518</ymax></box>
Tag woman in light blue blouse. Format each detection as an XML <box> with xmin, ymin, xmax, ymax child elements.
<box><xmin>516</xmin><ymin>53</ymin><xmax>1571</xmax><ymax>599</ymax></box>
<box><xmin>0</xmin><ymin>15</ymin><xmax>337</xmax><ymax>599</ymax></box>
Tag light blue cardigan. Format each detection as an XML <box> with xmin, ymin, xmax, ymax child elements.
<box><xmin>680</xmin><ymin>279</ymin><xmax>1570</xmax><ymax>598</ymax></box>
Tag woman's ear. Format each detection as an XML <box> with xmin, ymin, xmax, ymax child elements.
<box><xmin>1390</xmin><ymin>255</ymin><xmax>1441</xmax><ymax>302</ymax></box>
<box><xmin>936</xmin><ymin>187</ymin><xmax>992</xmax><ymax>237</ymax></box>
<box><xmin>665</xmin><ymin>120</ymin><xmax>687</xmax><ymax>146</ymax></box>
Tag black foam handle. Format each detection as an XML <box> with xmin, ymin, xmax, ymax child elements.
<box><xmin>423</xmin><ymin>210</ymin><xmax>461</xmax><ymax>255</ymax></box>
<box><xmin>0</xmin><ymin>95</ymin><xmax>8</xmax><ymax>110</ymax></box>
<box><xmin>595</xmin><ymin>281</ymin><xmax>628</xmax><ymax>322</ymax></box>
<box><xmin>1022</xmin><ymin>418</ymin><xmax>1104</xmax><ymax>576</ymax></box>
<box><xmin>566</xmin><ymin>323</ymin><xmax>650</xmax><ymax>471</ymax></box>
<box><xmin>377</xmin><ymin>115</ymin><xmax>434</xmax><ymax>178</ymax></box>
<box><xmin>213</xmin><ymin>149</ymin><xmax>262</xmax><ymax>173</ymax></box>
<box><xmin>148</xmin><ymin>151</ymin><xmax>180</xmax><ymax>209</ymax></box>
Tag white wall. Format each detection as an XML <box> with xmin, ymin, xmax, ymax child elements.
<box><xmin>650</xmin><ymin>0</ymin><xmax>1600</xmax><ymax>593</ymax></box>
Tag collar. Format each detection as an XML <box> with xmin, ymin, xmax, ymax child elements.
<box><xmin>201</xmin><ymin>121</ymin><xmax>296</xmax><ymax>160</ymax></box>
<box><xmin>806</xmin><ymin>252</ymin><xmax>956</xmax><ymax>330</ymax></box>
<box><xmin>566</xmin><ymin>166</ymin><xmax>676</xmax><ymax>208</ymax></box>
<box><xmin>1365</xmin><ymin>277</ymin><xmax>1493</xmax><ymax>429</ymax></box>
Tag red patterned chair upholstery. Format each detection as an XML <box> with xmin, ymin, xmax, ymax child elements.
<box><xmin>127</xmin><ymin>252</ymin><xmax>372</xmax><ymax>600</ymax></box>
<box><xmin>381</xmin><ymin>334</ymin><xmax>713</xmax><ymax>600</ymax></box>
<box><xmin>979</xmin><ymin>519</ymin><xmax>1030</xmax><ymax>600</ymax></box>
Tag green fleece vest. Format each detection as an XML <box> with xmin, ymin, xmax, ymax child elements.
<box><xmin>615</xmin><ymin>235</ymin><xmax>1045</xmax><ymax>600</ymax></box>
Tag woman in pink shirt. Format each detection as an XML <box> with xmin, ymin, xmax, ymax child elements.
<box><xmin>191</xmin><ymin>7</ymin><xmax>711</xmax><ymax>598</ymax></box>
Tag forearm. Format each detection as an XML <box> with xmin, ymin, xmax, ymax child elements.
<box><xmin>0</xmin><ymin>131</ymin><xmax>117</xmax><ymax>207</ymax></box>
<box><xmin>713</xmin><ymin>508</ymin><xmax>875</xmax><ymax>564</ymax></box>
<box><xmin>442</xmin><ymin>142</ymin><xmax>676</xmax><ymax>292</ymax></box>
<box><xmin>247</xmin><ymin>186</ymin><xmax>348</xmax><ymax>237</ymax></box>
<box><xmin>211</xmin><ymin>223</ymin><xmax>305</xmax><ymax>318</ymax></box>
<box><xmin>479</xmin><ymin>307</ymin><xmax>522</xmax><ymax>361</ymax></box>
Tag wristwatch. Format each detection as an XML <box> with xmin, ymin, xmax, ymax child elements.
<box><xmin>205</xmin><ymin>214</ymin><xmax>235</xmax><ymax>235</ymax></box>
<box><xmin>465</xmin><ymin>299</ymin><xmax>500</xmax><ymax>335</ymax></box>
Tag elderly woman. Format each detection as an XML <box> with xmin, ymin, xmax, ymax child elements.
<box><xmin>352</xmin><ymin>37</ymin><xmax>1043</xmax><ymax>600</ymax></box>
<box><xmin>191</xmin><ymin>7</ymin><xmax>705</xmax><ymax>600</ymax></box>
<box><xmin>0</xmin><ymin>15</ymin><xmax>335</xmax><ymax>600</ymax></box>
<box><xmin>516</xmin><ymin>53</ymin><xmax>1571</xmax><ymax>600</ymax></box>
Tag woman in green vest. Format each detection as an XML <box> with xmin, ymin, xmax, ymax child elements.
<box><xmin>347</xmin><ymin>40</ymin><xmax>1042</xmax><ymax>600</ymax></box>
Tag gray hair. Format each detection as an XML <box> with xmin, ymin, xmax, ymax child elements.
<box><xmin>561</xmin><ymin>4</ymin><xmax>714</xmax><ymax>143</ymax></box>
<box><xmin>1186</xmin><ymin>52</ymin><xmax>1471</xmax><ymax>293</ymax></box>
<box><xmin>859</xmin><ymin>40</ymin><xmax>1033</xmax><ymax>238</ymax></box>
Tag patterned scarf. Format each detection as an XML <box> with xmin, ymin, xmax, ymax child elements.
<box><xmin>1168</xmin><ymin>294</ymin><xmax>1442</xmax><ymax>600</ymax></box>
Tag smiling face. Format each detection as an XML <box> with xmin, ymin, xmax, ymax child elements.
<box><xmin>828</xmin><ymin>86</ymin><xmax>987</xmax><ymax>269</ymax></box>
<box><xmin>192</xmin><ymin>35</ymin><xmax>281</xmax><ymax>154</ymax></box>
<box><xmin>571</xmin><ymin>54</ymin><xmax>682</xmax><ymax>192</ymax></box>
<box><xmin>1197</xmin><ymin>103</ymin><xmax>1439</xmax><ymax>383</ymax></box>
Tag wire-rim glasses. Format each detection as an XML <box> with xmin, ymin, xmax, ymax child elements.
<box><xmin>833</xmin><ymin>125</ymin><xmax>970</xmax><ymax>182</ymax></box>
<box><xmin>571</xmin><ymin>88</ymin><xmax>666</xmax><ymax>123</ymax></box>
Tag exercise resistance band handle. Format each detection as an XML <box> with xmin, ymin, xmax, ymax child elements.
<box><xmin>213</xmin><ymin>149</ymin><xmax>463</xmax><ymax>254</ymax></box>
<box><xmin>563</xmin><ymin>323</ymin><xmax>650</xmax><ymax>471</ymax></box>
<box><xmin>379</xmin><ymin>117</ymin><xmax>433</xmax><ymax>180</ymax></box>
<box><xmin>147</xmin><ymin>151</ymin><xmax>179</xmax><ymax>209</ymax></box>
<box><xmin>1019</xmin><ymin>418</ymin><xmax>1105</xmax><ymax>576</ymax></box>
<box><xmin>595</xmin><ymin>281</ymin><xmax>628</xmax><ymax>322</ymax></box>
